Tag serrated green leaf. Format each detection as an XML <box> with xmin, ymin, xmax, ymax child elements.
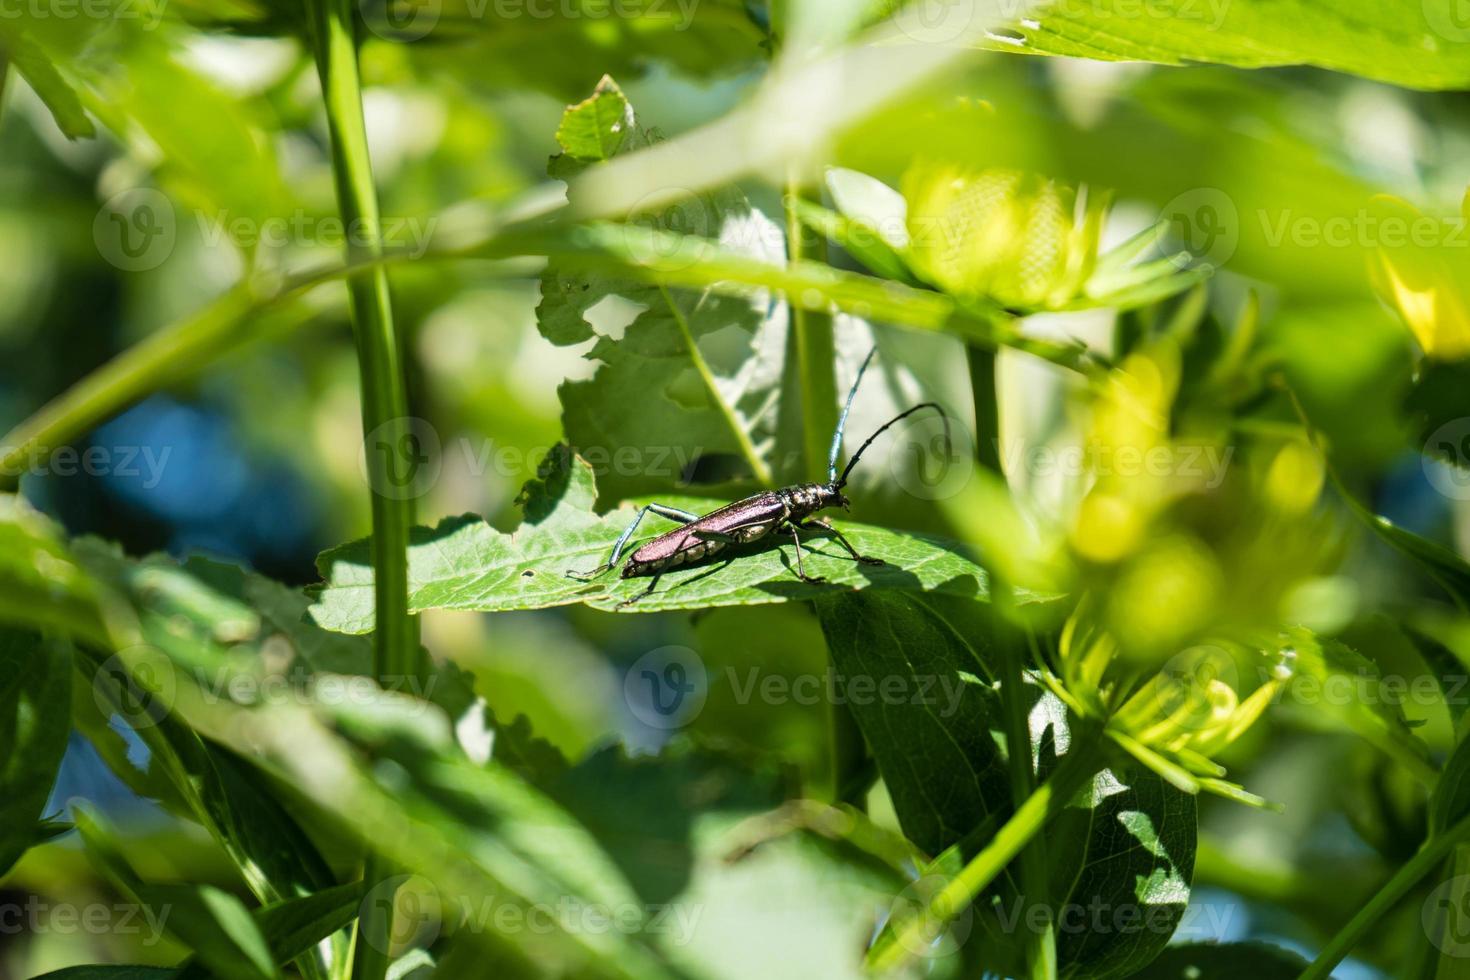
<box><xmin>876</xmin><ymin>0</ymin><xmax>1470</xmax><ymax>91</ymax></box>
<box><xmin>553</xmin><ymin>76</ymin><xmax>633</xmax><ymax>166</ymax></box>
<box><xmin>538</xmin><ymin>81</ymin><xmax>790</xmax><ymax>502</ymax></box>
<box><xmin>487</xmin><ymin>707</ymin><xmax>569</xmax><ymax>785</ymax></box>
<box><xmin>814</xmin><ymin>591</ymin><xmax>1009</xmax><ymax>855</ymax></box>
<box><xmin>0</xmin><ymin>627</ymin><xmax>71</xmax><ymax>878</ymax></box>
<box><xmin>310</xmin><ymin>446</ymin><xmax>998</xmax><ymax>631</ymax></box>
<box><xmin>387</xmin><ymin>0</ymin><xmax>767</xmax><ymax>101</ymax></box>
<box><xmin>820</xmin><ymin>592</ymin><xmax>1194</xmax><ymax>977</ymax></box>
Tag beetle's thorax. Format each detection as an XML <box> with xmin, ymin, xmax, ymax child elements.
<box><xmin>779</xmin><ymin>482</ymin><xmax>845</xmax><ymax>519</ymax></box>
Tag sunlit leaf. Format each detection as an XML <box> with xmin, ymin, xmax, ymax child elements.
<box><xmin>877</xmin><ymin>0</ymin><xmax>1470</xmax><ymax>91</ymax></box>
<box><xmin>310</xmin><ymin>446</ymin><xmax>1000</xmax><ymax>631</ymax></box>
<box><xmin>538</xmin><ymin>79</ymin><xmax>789</xmax><ymax>502</ymax></box>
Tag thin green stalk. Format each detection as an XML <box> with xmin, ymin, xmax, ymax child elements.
<box><xmin>1300</xmin><ymin>812</ymin><xmax>1470</xmax><ymax>980</ymax></box>
<box><xmin>999</xmin><ymin>618</ymin><xmax>1055</xmax><ymax>978</ymax></box>
<box><xmin>870</xmin><ymin>737</ymin><xmax>1103</xmax><ymax>973</ymax></box>
<box><xmin>0</xmin><ymin>286</ymin><xmax>259</xmax><ymax>492</ymax></box>
<box><xmin>306</xmin><ymin>3</ymin><xmax>423</xmax><ymax>979</ymax></box>
<box><xmin>657</xmin><ymin>284</ymin><xmax>772</xmax><ymax>485</ymax></box>
<box><xmin>786</xmin><ymin>180</ymin><xmax>839</xmax><ymax>483</ymax></box>
<box><xmin>966</xmin><ymin>343</ymin><xmax>1002</xmax><ymax>474</ymax></box>
<box><xmin>967</xmin><ymin>339</ymin><xmax>1051</xmax><ymax>975</ymax></box>
<box><xmin>785</xmin><ymin>178</ymin><xmax>867</xmax><ymax>806</ymax></box>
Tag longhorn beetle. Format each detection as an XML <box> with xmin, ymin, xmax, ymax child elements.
<box><xmin>567</xmin><ymin>348</ymin><xmax>949</xmax><ymax>606</ymax></box>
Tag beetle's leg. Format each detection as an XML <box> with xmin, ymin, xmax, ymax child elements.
<box><xmin>567</xmin><ymin>503</ymin><xmax>701</xmax><ymax>579</ymax></box>
<box><xmin>795</xmin><ymin>518</ymin><xmax>885</xmax><ymax>566</ymax></box>
<box><xmin>616</xmin><ymin>574</ymin><xmax>661</xmax><ymax>608</ymax></box>
<box><xmin>787</xmin><ymin>525</ymin><xmax>827</xmax><ymax>584</ymax></box>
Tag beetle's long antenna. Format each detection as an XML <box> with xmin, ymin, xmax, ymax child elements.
<box><xmin>836</xmin><ymin>402</ymin><xmax>949</xmax><ymax>489</ymax></box>
<box><xmin>828</xmin><ymin>346</ymin><xmax>879</xmax><ymax>483</ymax></box>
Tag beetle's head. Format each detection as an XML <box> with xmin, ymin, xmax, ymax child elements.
<box><xmin>820</xmin><ymin>484</ymin><xmax>850</xmax><ymax>511</ymax></box>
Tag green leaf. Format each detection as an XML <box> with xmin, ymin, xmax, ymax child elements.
<box><xmin>0</xmin><ymin>495</ymin><xmax>108</xmax><ymax>645</ymax></box>
<box><xmin>1125</xmin><ymin>941</ymin><xmax>1309</xmax><ymax>979</ymax></box>
<box><xmin>232</xmin><ymin>883</ymin><xmax>364</xmax><ymax>975</ymax></box>
<box><xmin>819</xmin><ymin>592</ymin><xmax>1195</xmax><ymax>977</ymax></box>
<box><xmin>1020</xmin><ymin>746</ymin><xmax>1195</xmax><ymax>978</ymax></box>
<box><xmin>323</xmin><ymin>708</ymin><xmax>679</xmax><ymax>979</ymax></box>
<box><xmin>392</xmin><ymin>0</ymin><xmax>767</xmax><ymax>101</ymax></box>
<box><xmin>538</xmin><ymin>80</ymin><xmax>790</xmax><ymax>501</ymax></box>
<box><xmin>61</xmin><ymin>546</ymin><xmax>346</xmax><ymax>979</ymax></box>
<box><xmin>486</xmin><ymin>707</ymin><xmax>569</xmax><ymax>784</ymax></box>
<box><xmin>553</xmin><ymin>76</ymin><xmax>633</xmax><ymax>167</ymax></box>
<box><xmin>71</xmin><ymin>545</ymin><xmax>343</xmax><ymax>902</ymax></box>
<box><xmin>1</xmin><ymin>28</ymin><xmax>95</xmax><ymax>138</ymax></box>
<box><xmin>1343</xmin><ymin>493</ymin><xmax>1470</xmax><ymax>612</ymax></box>
<box><xmin>1430</xmin><ymin>729</ymin><xmax>1470</xmax><ymax>836</ymax></box>
<box><xmin>0</xmin><ymin>627</ymin><xmax>71</xmax><ymax>878</ymax></box>
<box><xmin>75</xmin><ymin>809</ymin><xmax>281</xmax><ymax>980</ymax></box>
<box><xmin>814</xmin><ymin>591</ymin><xmax>1009</xmax><ymax>854</ymax></box>
<box><xmin>878</xmin><ymin>0</ymin><xmax>1470</xmax><ymax>91</ymax></box>
<box><xmin>1402</xmin><ymin>625</ymin><xmax>1470</xmax><ymax>727</ymax></box>
<box><xmin>1276</xmin><ymin>627</ymin><xmax>1436</xmax><ymax>786</ymax></box>
<box><xmin>311</xmin><ymin>446</ymin><xmax>997</xmax><ymax>631</ymax></box>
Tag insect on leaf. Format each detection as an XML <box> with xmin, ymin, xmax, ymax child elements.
<box><xmin>310</xmin><ymin>445</ymin><xmax>1005</xmax><ymax>631</ymax></box>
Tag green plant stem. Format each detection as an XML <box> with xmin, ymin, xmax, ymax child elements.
<box><xmin>870</xmin><ymin>737</ymin><xmax>1102</xmax><ymax>973</ymax></box>
<box><xmin>1300</xmin><ymin>811</ymin><xmax>1470</xmax><ymax>980</ymax></box>
<box><xmin>658</xmin><ymin>283</ymin><xmax>771</xmax><ymax>485</ymax></box>
<box><xmin>786</xmin><ymin>181</ymin><xmax>839</xmax><ymax>483</ymax></box>
<box><xmin>785</xmin><ymin>177</ymin><xmax>867</xmax><ymax>806</ymax></box>
<box><xmin>306</xmin><ymin>3</ymin><xmax>423</xmax><ymax>979</ymax></box>
<box><xmin>966</xmin><ymin>343</ymin><xmax>1002</xmax><ymax>474</ymax></box>
<box><xmin>967</xmin><ymin>339</ymin><xmax>1052</xmax><ymax>976</ymax></box>
<box><xmin>0</xmin><ymin>286</ymin><xmax>259</xmax><ymax>492</ymax></box>
<box><xmin>0</xmin><ymin>218</ymin><xmax>1087</xmax><ymax>494</ymax></box>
